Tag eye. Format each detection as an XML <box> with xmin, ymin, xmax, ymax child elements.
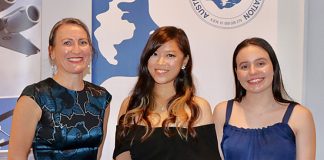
<box><xmin>256</xmin><ymin>61</ymin><xmax>266</xmax><ymax>67</ymax></box>
<box><xmin>151</xmin><ymin>52</ymin><xmax>158</xmax><ymax>56</ymax></box>
<box><xmin>63</xmin><ymin>40</ymin><xmax>72</xmax><ymax>46</ymax></box>
<box><xmin>79</xmin><ymin>39</ymin><xmax>89</xmax><ymax>46</ymax></box>
<box><xmin>239</xmin><ymin>63</ymin><xmax>248</xmax><ymax>70</ymax></box>
<box><xmin>167</xmin><ymin>53</ymin><xmax>175</xmax><ymax>58</ymax></box>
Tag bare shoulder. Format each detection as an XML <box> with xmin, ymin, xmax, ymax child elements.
<box><xmin>117</xmin><ymin>96</ymin><xmax>131</xmax><ymax>119</ymax></box>
<box><xmin>192</xmin><ymin>96</ymin><xmax>213</xmax><ymax>125</ymax></box>
<box><xmin>291</xmin><ymin>104</ymin><xmax>314</xmax><ymax>121</ymax></box>
<box><xmin>15</xmin><ymin>96</ymin><xmax>42</xmax><ymax>119</ymax></box>
<box><xmin>193</xmin><ymin>96</ymin><xmax>211</xmax><ymax>111</ymax></box>
<box><xmin>212</xmin><ymin>100</ymin><xmax>228</xmax><ymax>126</ymax></box>
<box><xmin>213</xmin><ymin>101</ymin><xmax>228</xmax><ymax>114</ymax></box>
<box><xmin>213</xmin><ymin>101</ymin><xmax>228</xmax><ymax>118</ymax></box>
<box><xmin>289</xmin><ymin>104</ymin><xmax>315</xmax><ymax>132</ymax></box>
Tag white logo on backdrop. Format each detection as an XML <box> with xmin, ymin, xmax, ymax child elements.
<box><xmin>190</xmin><ymin>0</ymin><xmax>264</xmax><ymax>28</ymax></box>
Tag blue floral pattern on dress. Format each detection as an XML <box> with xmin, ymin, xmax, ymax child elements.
<box><xmin>20</xmin><ymin>78</ymin><xmax>111</xmax><ymax>160</ymax></box>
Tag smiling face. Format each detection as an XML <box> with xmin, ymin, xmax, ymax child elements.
<box><xmin>148</xmin><ymin>40</ymin><xmax>189</xmax><ymax>86</ymax></box>
<box><xmin>49</xmin><ymin>23</ymin><xmax>92</xmax><ymax>76</ymax></box>
<box><xmin>235</xmin><ymin>45</ymin><xmax>274</xmax><ymax>94</ymax></box>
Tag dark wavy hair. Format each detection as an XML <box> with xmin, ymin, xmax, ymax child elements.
<box><xmin>119</xmin><ymin>26</ymin><xmax>200</xmax><ymax>141</ymax></box>
<box><xmin>232</xmin><ymin>37</ymin><xmax>296</xmax><ymax>104</ymax></box>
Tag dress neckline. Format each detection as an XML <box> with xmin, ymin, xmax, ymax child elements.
<box><xmin>225</xmin><ymin>122</ymin><xmax>294</xmax><ymax>135</ymax></box>
<box><xmin>48</xmin><ymin>77</ymin><xmax>86</xmax><ymax>92</ymax></box>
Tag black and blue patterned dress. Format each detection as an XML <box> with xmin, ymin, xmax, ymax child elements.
<box><xmin>20</xmin><ymin>78</ymin><xmax>111</xmax><ymax>160</ymax></box>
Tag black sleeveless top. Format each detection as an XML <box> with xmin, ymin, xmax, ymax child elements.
<box><xmin>113</xmin><ymin>124</ymin><xmax>221</xmax><ymax>160</ymax></box>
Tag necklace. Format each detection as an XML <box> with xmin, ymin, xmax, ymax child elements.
<box><xmin>154</xmin><ymin>101</ymin><xmax>167</xmax><ymax>112</ymax></box>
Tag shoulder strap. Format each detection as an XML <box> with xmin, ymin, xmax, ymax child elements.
<box><xmin>282</xmin><ymin>103</ymin><xmax>296</xmax><ymax>123</ymax></box>
<box><xmin>225</xmin><ymin>99</ymin><xmax>234</xmax><ymax>125</ymax></box>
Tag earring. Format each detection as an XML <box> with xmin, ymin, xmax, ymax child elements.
<box><xmin>181</xmin><ymin>66</ymin><xmax>186</xmax><ymax>70</ymax></box>
<box><xmin>51</xmin><ymin>64</ymin><xmax>57</xmax><ymax>76</ymax></box>
<box><xmin>86</xmin><ymin>64</ymin><xmax>91</xmax><ymax>74</ymax></box>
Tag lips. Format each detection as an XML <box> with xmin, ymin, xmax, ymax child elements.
<box><xmin>247</xmin><ymin>77</ymin><xmax>264</xmax><ymax>84</ymax></box>
<box><xmin>155</xmin><ymin>69</ymin><xmax>168</xmax><ymax>74</ymax></box>
<box><xmin>67</xmin><ymin>57</ymin><xmax>84</xmax><ymax>62</ymax></box>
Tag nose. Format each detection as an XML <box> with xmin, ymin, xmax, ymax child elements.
<box><xmin>157</xmin><ymin>56</ymin><xmax>166</xmax><ymax>65</ymax></box>
<box><xmin>249</xmin><ymin>65</ymin><xmax>257</xmax><ymax>74</ymax></box>
<box><xmin>71</xmin><ymin>43</ymin><xmax>81</xmax><ymax>54</ymax></box>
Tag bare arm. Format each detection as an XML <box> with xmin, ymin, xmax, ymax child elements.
<box><xmin>117</xmin><ymin>97</ymin><xmax>130</xmax><ymax>119</ymax></box>
<box><xmin>8</xmin><ymin>96</ymin><xmax>41</xmax><ymax>160</ymax></box>
<box><xmin>192</xmin><ymin>96</ymin><xmax>213</xmax><ymax>126</ymax></box>
<box><xmin>97</xmin><ymin>105</ymin><xmax>110</xmax><ymax>160</ymax></box>
<box><xmin>115</xmin><ymin>151</ymin><xmax>132</xmax><ymax>160</ymax></box>
<box><xmin>115</xmin><ymin>97</ymin><xmax>132</xmax><ymax>160</ymax></box>
<box><xmin>212</xmin><ymin>101</ymin><xmax>227</xmax><ymax>160</ymax></box>
<box><xmin>291</xmin><ymin>104</ymin><xmax>316</xmax><ymax>160</ymax></box>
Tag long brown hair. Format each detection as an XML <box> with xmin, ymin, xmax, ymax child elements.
<box><xmin>232</xmin><ymin>37</ymin><xmax>296</xmax><ymax>104</ymax></box>
<box><xmin>119</xmin><ymin>26</ymin><xmax>200</xmax><ymax>141</ymax></box>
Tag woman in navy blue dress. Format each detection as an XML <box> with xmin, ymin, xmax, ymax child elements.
<box><xmin>8</xmin><ymin>18</ymin><xmax>111</xmax><ymax>160</ymax></box>
<box><xmin>213</xmin><ymin>37</ymin><xmax>316</xmax><ymax>160</ymax></box>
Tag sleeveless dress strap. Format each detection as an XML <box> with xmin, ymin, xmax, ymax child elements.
<box><xmin>282</xmin><ymin>103</ymin><xmax>296</xmax><ymax>124</ymax></box>
<box><xmin>225</xmin><ymin>99</ymin><xmax>234</xmax><ymax>125</ymax></box>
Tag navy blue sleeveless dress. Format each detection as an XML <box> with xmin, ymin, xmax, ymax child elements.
<box><xmin>221</xmin><ymin>100</ymin><xmax>296</xmax><ymax>160</ymax></box>
<box><xmin>20</xmin><ymin>78</ymin><xmax>111</xmax><ymax>160</ymax></box>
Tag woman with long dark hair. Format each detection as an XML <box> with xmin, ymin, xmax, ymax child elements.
<box><xmin>113</xmin><ymin>26</ymin><xmax>221</xmax><ymax>160</ymax></box>
<box><xmin>213</xmin><ymin>37</ymin><xmax>316</xmax><ymax>160</ymax></box>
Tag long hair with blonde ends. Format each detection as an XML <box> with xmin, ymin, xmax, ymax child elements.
<box><xmin>118</xmin><ymin>26</ymin><xmax>200</xmax><ymax>141</ymax></box>
<box><xmin>163</xmin><ymin>88</ymin><xmax>199</xmax><ymax>139</ymax></box>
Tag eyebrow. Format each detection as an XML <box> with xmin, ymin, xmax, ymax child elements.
<box><xmin>238</xmin><ymin>57</ymin><xmax>268</xmax><ymax>65</ymax></box>
<box><xmin>61</xmin><ymin>38</ymin><xmax>88</xmax><ymax>41</ymax></box>
<box><xmin>254</xmin><ymin>57</ymin><xmax>268</xmax><ymax>61</ymax></box>
<box><xmin>156</xmin><ymin>50</ymin><xmax>177</xmax><ymax>54</ymax></box>
<box><xmin>166</xmin><ymin>50</ymin><xmax>176</xmax><ymax>53</ymax></box>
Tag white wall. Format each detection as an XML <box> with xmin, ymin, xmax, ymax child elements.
<box><xmin>41</xmin><ymin>0</ymin><xmax>92</xmax><ymax>80</ymax></box>
<box><xmin>304</xmin><ymin>0</ymin><xmax>324</xmax><ymax>159</ymax></box>
<box><xmin>277</xmin><ymin>1</ymin><xmax>305</xmax><ymax>102</ymax></box>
